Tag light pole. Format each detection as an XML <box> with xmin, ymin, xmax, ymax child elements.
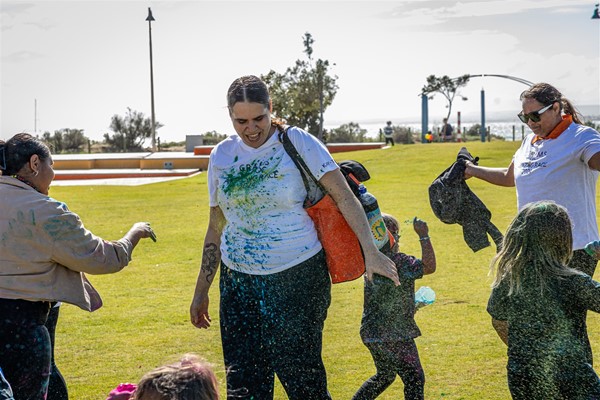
<box><xmin>318</xmin><ymin>62</ymin><xmax>324</xmax><ymax>141</ymax></box>
<box><xmin>146</xmin><ymin>7</ymin><xmax>157</xmax><ymax>152</ymax></box>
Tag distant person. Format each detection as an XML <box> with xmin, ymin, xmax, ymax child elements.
<box><xmin>465</xmin><ymin>82</ymin><xmax>600</xmax><ymax>363</ymax></box>
<box><xmin>353</xmin><ymin>214</ymin><xmax>436</xmax><ymax>400</ymax></box>
<box><xmin>441</xmin><ymin>118</ymin><xmax>453</xmax><ymax>142</ymax></box>
<box><xmin>425</xmin><ymin>131</ymin><xmax>433</xmax><ymax>143</ymax></box>
<box><xmin>383</xmin><ymin>121</ymin><xmax>395</xmax><ymax>146</ymax></box>
<box><xmin>487</xmin><ymin>201</ymin><xmax>600</xmax><ymax>399</ymax></box>
<box><xmin>0</xmin><ymin>133</ymin><xmax>156</xmax><ymax>399</ymax></box>
<box><xmin>189</xmin><ymin>75</ymin><xmax>399</xmax><ymax>400</ymax></box>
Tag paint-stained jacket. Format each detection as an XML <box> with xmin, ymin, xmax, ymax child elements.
<box><xmin>0</xmin><ymin>176</ymin><xmax>133</xmax><ymax>311</ymax></box>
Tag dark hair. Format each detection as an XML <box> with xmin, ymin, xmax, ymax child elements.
<box><xmin>227</xmin><ymin>75</ymin><xmax>270</xmax><ymax>110</ymax></box>
<box><xmin>0</xmin><ymin>133</ymin><xmax>51</xmax><ymax>176</ymax></box>
<box><xmin>520</xmin><ymin>83</ymin><xmax>583</xmax><ymax>124</ymax></box>
<box><xmin>226</xmin><ymin>75</ymin><xmax>286</xmax><ymax>129</ymax></box>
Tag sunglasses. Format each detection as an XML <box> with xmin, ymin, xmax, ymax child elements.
<box><xmin>517</xmin><ymin>103</ymin><xmax>553</xmax><ymax>124</ymax></box>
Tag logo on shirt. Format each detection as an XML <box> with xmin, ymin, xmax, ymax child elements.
<box><xmin>520</xmin><ymin>149</ymin><xmax>548</xmax><ymax>175</ymax></box>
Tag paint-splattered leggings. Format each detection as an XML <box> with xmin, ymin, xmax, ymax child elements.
<box><xmin>219</xmin><ymin>250</ymin><xmax>332</xmax><ymax>400</ymax></box>
<box><xmin>352</xmin><ymin>339</ymin><xmax>425</xmax><ymax>400</ymax></box>
<box><xmin>0</xmin><ymin>299</ymin><xmax>51</xmax><ymax>400</ymax></box>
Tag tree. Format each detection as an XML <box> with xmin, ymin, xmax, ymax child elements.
<box><xmin>327</xmin><ymin>122</ymin><xmax>368</xmax><ymax>143</ymax></box>
<box><xmin>42</xmin><ymin>128</ymin><xmax>88</xmax><ymax>153</ymax></box>
<box><xmin>201</xmin><ymin>130</ymin><xmax>228</xmax><ymax>145</ymax></box>
<box><xmin>421</xmin><ymin>74</ymin><xmax>470</xmax><ymax>121</ymax></box>
<box><xmin>262</xmin><ymin>32</ymin><xmax>338</xmax><ymax>140</ymax></box>
<box><xmin>104</xmin><ymin>108</ymin><xmax>163</xmax><ymax>152</ymax></box>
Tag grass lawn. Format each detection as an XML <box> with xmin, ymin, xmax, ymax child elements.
<box><xmin>50</xmin><ymin>140</ymin><xmax>600</xmax><ymax>399</ymax></box>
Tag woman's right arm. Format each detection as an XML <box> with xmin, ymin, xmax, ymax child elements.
<box><xmin>464</xmin><ymin>160</ymin><xmax>515</xmax><ymax>187</ymax></box>
<box><xmin>190</xmin><ymin>206</ymin><xmax>225</xmax><ymax>329</ymax></box>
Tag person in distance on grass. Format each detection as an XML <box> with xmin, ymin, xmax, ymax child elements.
<box><xmin>487</xmin><ymin>201</ymin><xmax>600</xmax><ymax>399</ymax></box>
<box><xmin>353</xmin><ymin>214</ymin><xmax>436</xmax><ymax>400</ymax></box>
<box><xmin>190</xmin><ymin>75</ymin><xmax>399</xmax><ymax>400</ymax></box>
<box><xmin>0</xmin><ymin>133</ymin><xmax>156</xmax><ymax>400</ymax></box>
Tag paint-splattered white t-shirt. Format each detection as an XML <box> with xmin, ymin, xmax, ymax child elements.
<box><xmin>208</xmin><ymin>126</ymin><xmax>337</xmax><ymax>274</ymax></box>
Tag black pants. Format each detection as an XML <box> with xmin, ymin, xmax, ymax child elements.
<box><xmin>219</xmin><ymin>251</ymin><xmax>332</xmax><ymax>400</ymax></box>
<box><xmin>0</xmin><ymin>299</ymin><xmax>51</xmax><ymax>400</ymax></box>
<box><xmin>45</xmin><ymin>306</ymin><xmax>68</xmax><ymax>400</ymax></box>
<box><xmin>353</xmin><ymin>340</ymin><xmax>424</xmax><ymax>400</ymax></box>
<box><xmin>385</xmin><ymin>137</ymin><xmax>395</xmax><ymax>146</ymax></box>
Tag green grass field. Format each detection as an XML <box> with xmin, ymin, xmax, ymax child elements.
<box><xmin>51</xmin><ymin>141</ymin><xmax>600</xmax><ymax>399</ymax></box>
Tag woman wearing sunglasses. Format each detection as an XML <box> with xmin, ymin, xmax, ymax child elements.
<box><xmin>464</xmin><ymin>82</ymin><xmax>600</xmax><ymax>358</ymax></box>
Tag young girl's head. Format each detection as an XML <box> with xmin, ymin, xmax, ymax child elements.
<box><xmin>132</xmin><ymin>354</ymin><xmax>219</xmax><ymax>400</ymax></box>
<box><xmin>492</xmin><ymin>201</ymin><xmax>577</xmax><ymax>294</ymax></box>
<box><xmin>382</xmin><ymin>213</ymin><xmax>399</xmax><ymax>253</ymax></box>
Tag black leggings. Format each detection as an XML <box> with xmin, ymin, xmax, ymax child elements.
<box><xmin>353</xmin><ymin>340</ymin><xmax>424</xmax><ymax>400</ymax></box>
<box><xmin>0</xmin><ymin>299</ymin><xmax>51</xmax><ymax>400</ymax></box>
<box><xmin>45</xmin><ymin>306</ymin><xmax>68</xmax><ymax>400</ymax></box>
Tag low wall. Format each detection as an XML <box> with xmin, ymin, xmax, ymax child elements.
<box><xmin>52</xmin><ymin>152</ymin><xmax>210</xmax><ymax>171</ymax></box>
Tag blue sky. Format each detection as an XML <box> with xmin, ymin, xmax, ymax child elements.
<box><xmin>1</xmin><ymin>0</ymin><xmax>599</xmax><ymax>142</ymax></box>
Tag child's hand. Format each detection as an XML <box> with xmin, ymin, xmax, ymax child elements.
<box><xmin>585</xmin><ymin>240</ymin><xmax>600</xmax><ymax>260</ymax></box>
<box><xmin>412</xmin><ymin>217</ymin><xmax>429</xmax><ymax>238</ymax></box>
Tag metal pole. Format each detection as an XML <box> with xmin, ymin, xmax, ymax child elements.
<box><xmin>480</xmin><ymin>88</ymin><xmax>486</xmax><ymax>142</ymax></box>
<box><xmin>457</xmin><ymin>111</ymin><xmax>462</xmax><ymax>142</ymax></box>
<box><xmin>318</xmin><ymin>71</ymin><xmax>324</xmax><ymax>141</ymax></box>
<box><xmin>146</xmin><ymin>8</ymin><xmax>157</xmax><ymax>152</ymax></box>
<box><xmin>421</xmin><ymin>94</ymin><xmax>428</xmax><ymax>143</ymax></box>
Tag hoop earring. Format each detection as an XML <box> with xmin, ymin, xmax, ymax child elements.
<box><xmin>33</xmin><ymin>171</ymin><xmax>39</xmax><ymax>177</ymax></box>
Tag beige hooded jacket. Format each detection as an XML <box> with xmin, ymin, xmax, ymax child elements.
<box><xmin>0</xmin><ymin>176</ymin><xmax>133</xmax><ymax>311</ymax></box>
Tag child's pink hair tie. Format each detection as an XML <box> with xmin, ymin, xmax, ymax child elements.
<box><xmin>106</xmin><ymin>383</ymin><xmax>137</xmax><ymax>400</ymax></box>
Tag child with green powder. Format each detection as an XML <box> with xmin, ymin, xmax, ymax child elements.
<box><xmin>487</xmin><ymin>201</ymin><xmax>600</xmax><ymax>399</ymax></box>
<box><xmin>353</xmin><ymin>214</ymin><xmax>436</xmax><ymax>400</ymax></box>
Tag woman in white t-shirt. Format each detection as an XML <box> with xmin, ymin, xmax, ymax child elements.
<box><xmin>464</xmin><ymin>82</ymin><xmax>600</xmax><ymax>362</ymax></box>
<box><xmin>190</xmin><ymin>75</ymin><xmax>399</xmax><ymax>400</ymax></box>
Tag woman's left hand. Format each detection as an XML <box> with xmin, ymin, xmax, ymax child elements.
<box><xmin>363</xmin><ymin>249</ymin><xmax>399</xmax><ymax>285</ymax></box>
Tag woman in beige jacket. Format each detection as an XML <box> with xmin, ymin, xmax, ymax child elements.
<box><xmin>0</xmin><ymin>133</ymin><xmax>156</xmax><ymax>400</ymax></box>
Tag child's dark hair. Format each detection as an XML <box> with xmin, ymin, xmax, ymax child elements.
<box><xmin>0</xmin><ymin>133</ymin><xmax>51</xmax><ymax>176</ymax></box>
<box><xmin>491</xmin><ymin>201</ymin><xmax>580</xmax><ymax>295</ymax></box>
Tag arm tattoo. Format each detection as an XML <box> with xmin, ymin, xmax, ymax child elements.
<box><xmin>201</xmin><ymin>243</ymin><xmax>219</xmax><ymax>283</ymax></box>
